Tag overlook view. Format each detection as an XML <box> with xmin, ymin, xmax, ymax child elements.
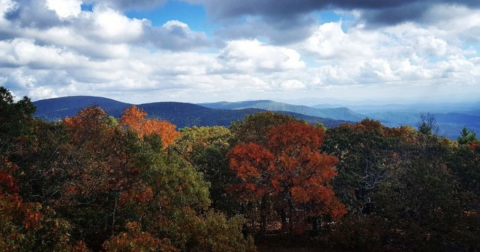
<box><xmin>1</xmin><ymin>0</ymin><xmax>480</xmax><ymax>251</ymax></box>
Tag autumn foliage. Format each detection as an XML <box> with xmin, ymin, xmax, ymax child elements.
<box><xmin>229</xmin><ymin>120</ymin><xmax>347</xmax><ymax>235</ymax></box>
<box><xmin>2</xmin><ymin>87</ymin><xmax>480</xmax><ymax>251</ymax></box>
<box><xmin>120</xmin><ymin>105</ymin><xmax>180</xmax><ymax>148</ymax></box>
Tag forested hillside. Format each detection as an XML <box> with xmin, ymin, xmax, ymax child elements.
<box><xmin>199</xmin><ymin>100</ymin><xmax>365</xmax><ymax>121</ymax></box>
<box><xmin>2</xmin><ymin>87</ymin><xmax>480</xmax><ymax>252</ymax></box>
<box><xmin>33</xmin><ymin>97</ymin><xmax>347</xmax><ymax>129</ymax></box>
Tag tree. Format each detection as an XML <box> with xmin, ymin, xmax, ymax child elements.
<box><xmin>173</xmin><ymin>126</ymin><xmax>238</xmax><ymax>214</ymax></box>
<box><xmin>103</xmin><ymin>222</ymin><xmax>178</xmax><ymax>252</ymax></box>
<box><xmin>418</xmin><ymin>113</ymin><xmax>438</xmax><ymax>136</ymax></box>
<box><xmin>229</xmin><ymin>121</ymin><xmax>346</xmax><ymax>236</ymax></box>
<box><xmin>322</xmin><ymin>119</ymin><xmax>402</xmax><ymax>215</ymax></box>
<box><xmin>120</xmin><ymin>105</ymin><xmax>180</xmax><ymax>148</ymax></box>
<box><xmin>0</xmin><ymin>87</ymin><xmax>36</xmax><ymax>155</ymax></box>
<box><xmin>1</xmin><ymin>93</ymin><xmax>256</xmax><ymax>251</ymax></box>
<box><xmin>458</xmin><ymin>127</ymin><xmax>479</xmax><ymax>145</ymax></box>
<box><xmin>230</xmin><ymin>111</ymin><xmax>298</xmax><ymax>146</ymax></box>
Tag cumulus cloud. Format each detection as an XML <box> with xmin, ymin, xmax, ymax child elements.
<box><xmin>45</xmin><ymin>0</ymin><xmax>82</xmax><ymax>19</ymax></box>
<box><xmin>147</xmin><ymin>20</ymin><xmax>210</xmax><ymax>51</ymax></box>
<box><xmin>422</xmin><ymin>5</ymin><xmax>480</xmax><ymax>43</ymax></box>
<box><xmin>1</xmin><ymin>0</ymin><xmax>480</xmax><ymax>104</ymax></box>
<box><xmin>85</xmin><ymin>5</ymin><xmax>145</xmax><ymax>43</ymax></box>
<box><xmin>0</xmin><ymin>0</ymin><xmax>17</xmax><ymax>21</ymax></box>
<box><xmin>182</xmin><ymin>0</ymin><xmax>472</xmax><ymax>46</ymax></box>
<box><xmin>0</xmin><ymin>39</ymin><xmax>88</xmax><ymax>69</ymax></box>
<box><xmin>194</xmin><ymin>0</ymin><xmax>480</xmax><ymax>25</ymax></box>
<box><xmin>1</xmin><ymin>0</ymin><xmax>210</xmax><ymax>57</ymax></box>
<box><xmin>302</xmin><ymin>22</ymin><xmax>384</xmax><ymax>60</ymax></box>
<box><xmin>217</xmin><ymin>39</ymin><xmax>305</xmax><ymax>73</ymax></box>
<box><xmin>5</xmin><ymin>0</ymin><xmax>61</xmax><ymax>29</ymax></box>
<box><xmin>214</xmin><ymin>14</ymin><xmax>317</xmax><ymax>45</ymax></box>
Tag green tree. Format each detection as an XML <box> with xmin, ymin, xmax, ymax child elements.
<box><xmin>0</xmin><ymin>87</ymin><xmax>36</xmax><ymax>155</ymax></box>
<box><xmin>322</xmin><ymin>119</ymin><xmax>402</xmax><ymax>214</ymax></box>
<box><xmin>457</xmin><ymin>127</ymin><xmax>479</xmax><ymax>145</ymax></box>
<box><xmin>230</xmin><ymin>111</ymin><xmax>298</xmax><ymax>146</ymax></box>
<box><xmin>417</xmin><ymin>113</ymin><xmax>438</xmax><ymax>136</ymax></box>
<box><xmin>173</xmin><ymin>126</ymin><xmax>238</xmax><ymax>215</ymax></box>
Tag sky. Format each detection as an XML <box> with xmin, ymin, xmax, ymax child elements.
<box><xmin>1</xmin><ymin>0</ymin><xmax>480</xmax><ymax>105</ymax></box>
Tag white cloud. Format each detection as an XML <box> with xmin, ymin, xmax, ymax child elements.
<box><xmin>218</xmin><ymin>39</ymin><xmax>305</xmax><ymax>73</ymax></box>
<box><xmin>0</xmin><ymin>39</ymin><xmax>88</xmax><ymax>68</ymax></box>
<box><xmin>278</xmin><ymin>79</ymin><xmax>306</xmax><ymax>90</ymax></box>
<box><xmin>45</xmin><ymin>0</ymin><xmax>82</xmax><ymax>19</ymax></box>
<box><xmin>1</xmin><ymin>0</ymin><xmax>480</xmax><ymax>104</ymax></box>
<box><xmin>423</xmin><ymin>5</ymin><xmax>480</xmax><ymax>42</ymax></box>
<box><xmin>358</xmin><ymin>59</ymin><xmax>398</xmax><ymax>83</ymax></box>
<box><xmin>302</xmin><ymin>22</ymin><xmax>381</xmax><ymax>60</ymax></box>
<box><xmin>88</xmin><ymin>5</ymin><xmax>145</xmax><ymax>43</ymax></box>
<box><xmin>147</xmin><ymin>20</ymin><xmax>210</xmax><ymax>51</ymax></box>
<box><xmin>0</xmin><ymin>0</ymin><xmax>17</xmax><ymax>25</ymax></box>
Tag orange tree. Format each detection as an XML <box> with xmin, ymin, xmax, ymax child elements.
<box><xmin>229</xmin><ymin>118</ymin><xmax>346</xmax><ymax>236</ymax></box>
<box><xmin>119</xmin><ymin>105</ymin><xmax>180</xmax><ymax>148</ymax></box>
<box><xmin>7</xmin><ymin>102</ymin><xmax>255</xmax><ymax>251</ymax></box>
<box><xmin>61</xmin><ymin>106</ymin><xmax>254</xmax><ymax>251</ymax></box>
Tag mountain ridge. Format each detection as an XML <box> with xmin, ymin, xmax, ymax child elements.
<box><xmin>33</xmin><ymin>96</ymin><xmax>348</xmax><ymax>129</ymax></box>
<box><xmin>199</xmin><ymin>100</ymin><xmax>366</xmax><ymax>121</ymax></box>
<box><xmin>32</xmin><ymin>96</ymin><xmax>480</xmax><ymax>139</ymax></box>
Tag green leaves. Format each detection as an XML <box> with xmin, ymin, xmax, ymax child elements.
<box><xmin>458</xmin><ymin>127</ymin><xmax>479</xmax><ymax>145</ymax></box>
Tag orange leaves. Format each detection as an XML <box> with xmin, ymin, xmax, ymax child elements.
<box><xmin>470</xmin><ymin>143</ymin><xmax>480</xmax><ymax>152</ymax></box>
<box><xmin>103</xmin><ymin>222</ymin><xmax>178</xmax><ymax>252</ymax></box>
<box><xmin>228</xmin><ymin>142</ymin><xmax>274</xmax><ymax>202</ymax></box>
<box><xmin>290</xmin><ymin>186</ymin><xmax>309</xmax><ymax>203</ymax></box>
<box><xmin>120</xmin><ymin>106</ymin><xmax>180</xmax><ymax>148</ymax></box>
<box><xmin>22</xmin><ymin>203</ymin><xmax>43</xmax><ymax>229</ymax></box>
<box><xmin>229</xmin><ymin>143</ymin><xmax>274</xmax><ymax>180</ymax></box>
<box><xmin>63</xmin><ymin>106</ymin><xmax>115</xmax><ymax>152</ymax></box>
<box><xmin>0</xmin><ymin>157</ymin><xmax>19</xmax><ymax>194</ymax></box>
<box><xmin>119</xmin><ymin>186</ymin><xmax>154</xmax><ymax>208</ymax></box>
<box><xmin>268</xmin><ymin>121</ymin><xmax>325</xmax><ymax>152</ymax></box>
<box><xmin>328</xmin><ymin>198</ymin><xmax>349</xmax><ymax>222</ymax></box>
<box><xmin>229</xmin><ymin>120</ymin><xmax>346</xmax><ymax>222</ymax></box>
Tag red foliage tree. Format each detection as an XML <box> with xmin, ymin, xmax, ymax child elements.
<box><xmin>229</xmin><ymin>121</ymin><xmax>346</xmax><ymax>235</ymax></box>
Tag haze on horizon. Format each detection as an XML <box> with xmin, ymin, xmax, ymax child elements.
<box><xmin>1</xmin><ymin>0</ymin><xmax>480</xmax><ymax>105</ymax></box>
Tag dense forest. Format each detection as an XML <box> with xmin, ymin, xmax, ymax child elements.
<box><xmin>1</xmin><ymin>86</ymin><xmax>480</xmax><ymax>252</ymax></box>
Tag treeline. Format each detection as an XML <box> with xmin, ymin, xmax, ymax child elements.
<box><xmin>1</xmin><ymin>87</ymin><xmax>479</xmax><ymax>252</ymax></box>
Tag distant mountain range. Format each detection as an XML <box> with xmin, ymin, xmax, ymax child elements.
<box><xmin>33</xmin><ymin>96</ymin><xmax>480</xmax><ymax>139</ymax></box>
<box><xmin>33</xmin><ymin>96</ymin><xmax>349</xmax><ymax>129</ymax></box>
<box><xmin>200</xmin><ymin>100</ymin><xmax>365</xmax><ymax>122</ymax></box>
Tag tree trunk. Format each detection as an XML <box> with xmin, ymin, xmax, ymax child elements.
<box><xmin>288</xmin><ymin>199</ymin><xmax>294</xmax><ymax>236</ymax></box>
<box><xmin>281</xmin><ymin>209</ymin><xmax>287</xmax><ymax>232</ymax></box>
<box><xmin>259</xmin><ymin>196</ymin><xmax>267</xmax><ymax>236</ymax></box>
<box><xmin>311</xmin><ymin>216</ymin><xmax>319</xmax><ymax>236</ymax></box>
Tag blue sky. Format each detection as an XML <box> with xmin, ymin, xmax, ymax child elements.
<box><xmin>1</xmin><ymin>0</ymin><xmax>480</xmax><ymax>105</ymax></box>
<box><xmin>126</xmin><ymin>1</ymin><xmax>212</xmax><ymax>34</ymax></box>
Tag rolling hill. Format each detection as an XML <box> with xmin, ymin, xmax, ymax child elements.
<box><xmin>362</xmin><ymin>111</ymin><xmax>480</xmax><ymax>139</ymax></box>
<box><xmin>33</xmin><ymin>97</ymin><xmax>347</xmax><ymax>129</ymax></box>
<box><xmin>199</xmin><ymin>100</ymin><xmax>366</xmax><ymax>122</ymax></box>
<box><xmin>33</xmin><ymin>96</ymin><xmax>131</xmax><ymax>120</ymax></box>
